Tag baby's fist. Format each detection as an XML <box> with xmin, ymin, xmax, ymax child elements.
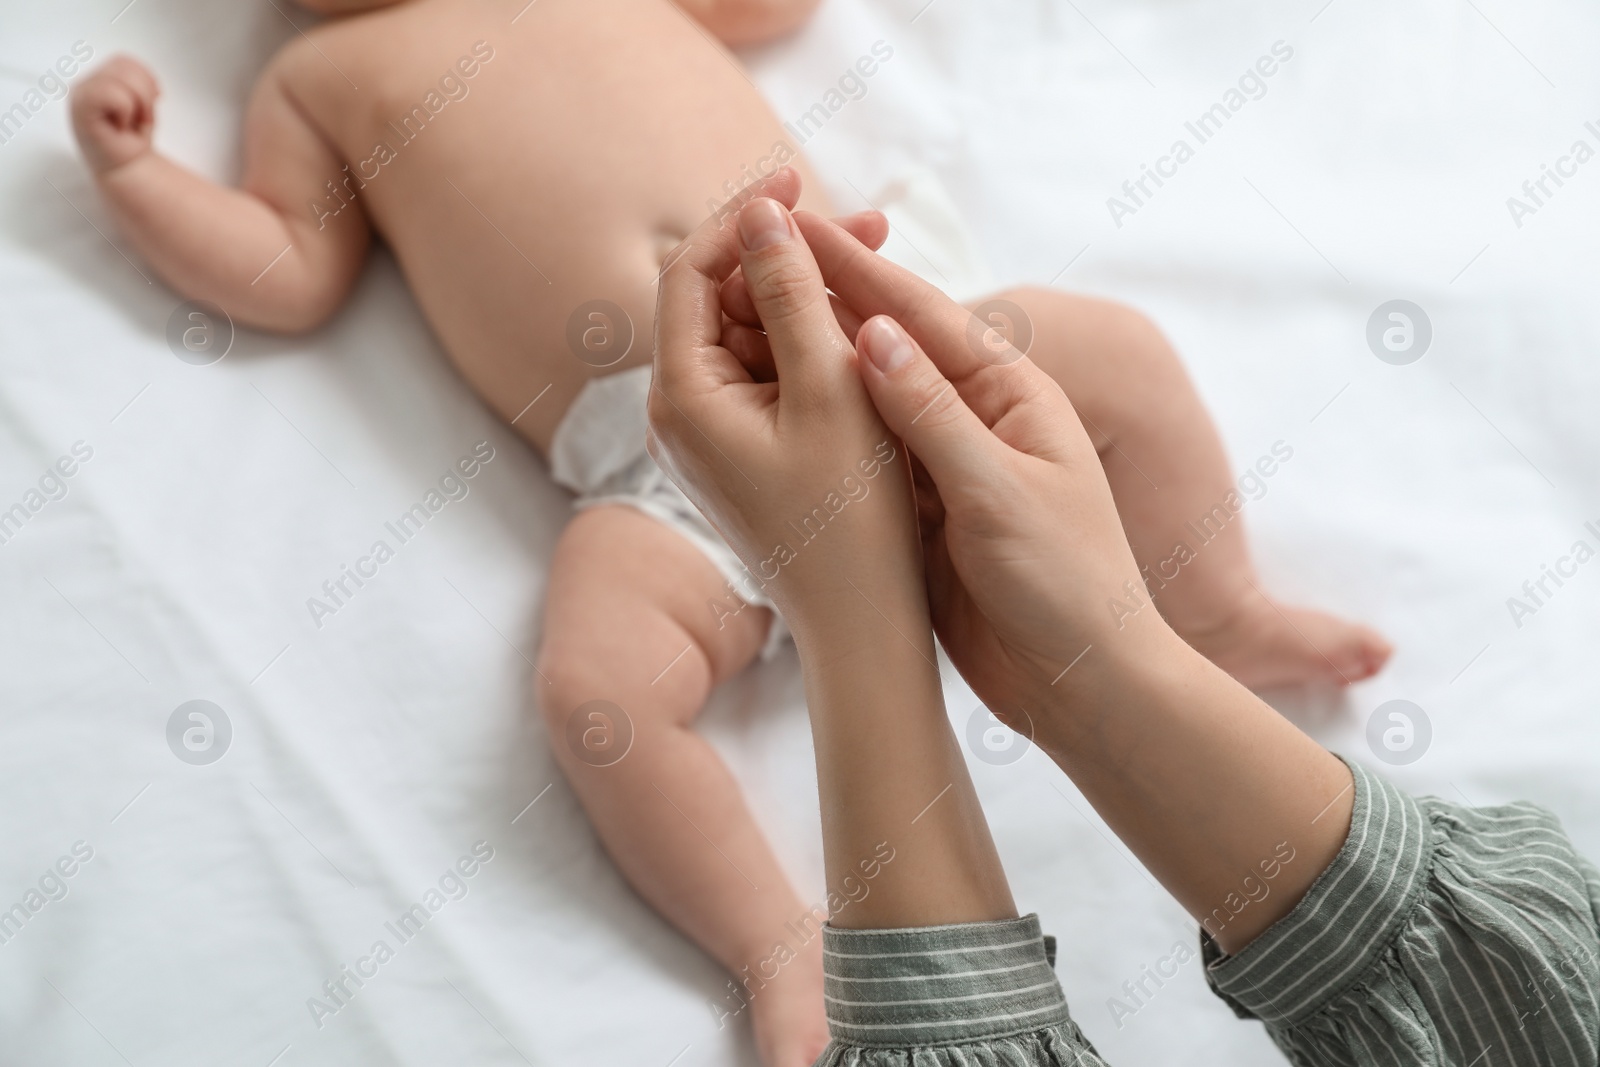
<box><xmin>71</xmin><ymin>55</ymin><xmax>160</xmax><ymax>174</ymax></box>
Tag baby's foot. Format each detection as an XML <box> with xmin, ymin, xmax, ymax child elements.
<box><xmin>1179</xmin><ymin>592</ymin><xmax>1392</xmax><ymax>690</ymax></box>
<box><xmin>749</xmin><ymin>963</ymin><xmax>831</xmax><ymax>1067</ymax></box>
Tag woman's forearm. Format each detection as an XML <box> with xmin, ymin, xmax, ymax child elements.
<box><xmin>1034</xmin><ymin>615</ymin><xmax>1353</xmax><ymax>953</ymax></box>
<box><xmin>792</xmin><ymin>570</ymin><xmax>1015</xmax><ymax>931</ymax></box>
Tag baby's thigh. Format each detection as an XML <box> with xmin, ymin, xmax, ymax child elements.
<box><xmin>968</xmin><ymin>287</ymin><xmax>1182</xmax><ymax>434</ymax></box>
<box><xmin>537</xmin><ymin>504</ymin><xmax>772</xmax><ymax>728</ymax></box>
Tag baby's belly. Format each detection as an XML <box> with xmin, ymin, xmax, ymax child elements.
<box><xmin>391</xmin><ymin>216</ymin><xmax>680</xmax><ymax>456</ymax></box>
<box><xmin>312</xmin><ymin>0</ymin><xmax>831</xmax><ymax>454</ymax></box>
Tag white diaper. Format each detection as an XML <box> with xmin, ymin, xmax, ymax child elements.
<box><xmin>548</xmin><ymin>365</ymin><xmax>792</xmax><ymax>659</ymax></box>
<box><xmin>548</xmin><ymin>167</ymin><xmax>995</xmax><ymax>660</ymax></box>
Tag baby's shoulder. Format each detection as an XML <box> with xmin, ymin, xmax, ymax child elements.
<box><xmin>251</xmin><ymin>2</ymin><xmax>488</xmax><ymax>144</ymax></box>
<box><xmin>253</xmin><ymin>10</ymin><xmax>406</xmax><ymax>131</ymax></box>
<box><xmin>259</xmin><ymin>15</ymin><xmax>369</xmax><ymax>95</ymax></box>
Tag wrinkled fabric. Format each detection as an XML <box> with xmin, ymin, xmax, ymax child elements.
<box><xmin>1205</xmin><ymin>760</ymin><xmax>1600</xmax><ymax>1066</ymax></box>
<box><xmin>817</xmin><ymin>762</ymin><xmax>1600</xmax><ymax>1067</ymax></box>
<box><xmin>548</xmin><ymin>365</ymin><xmax>792</xmax><ymax>657</ymax></box>
<box><xmin>817</xmin><ymin>916</ymin><xmax>1110</xmax><ymax>1066</ymax></box>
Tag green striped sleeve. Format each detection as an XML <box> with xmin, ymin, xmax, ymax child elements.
<box><xmin>813</xmin><ymin>761</ymin><xmax>1600</xmax><ymax>1065</ymax></box>
<box><xmin>816</xmin><ymin>914</ymin><xmax>1109</xmax><ymax>1064</ymax></box>
<box><xmin>1205</xmin><ymin>759</ymin><xmax>1600</xmax><ymax>1065</ymax></box>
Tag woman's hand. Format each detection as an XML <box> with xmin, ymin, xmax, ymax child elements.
<box><xmin>648</xmin><ymin>171</ymin><xmax>926</xmax><ymax>652</ymax></box>
<box><xmin>798</xmin><ymin>215</ymin><xmax>1357</xmax><ymax>953</ymax></box>
<box><xmin>653</xmin><ymin>171</ymin><xmax>1019</xmax><ymax>929</ymax></box>
<box><xmin>793</xmin><ymin>212</ymin><xmax>1180</xmax><ymax>723</ymax></box>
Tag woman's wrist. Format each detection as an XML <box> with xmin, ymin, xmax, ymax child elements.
<box><xmin>1008</xmin><ymin>606</ymin><xmax>1191</xmax><ymax>751</ymax></box>
<box><xmin>788</xmin><ymin>574</ymin><xmax>937</xmax><ymax>673</ymax></box>
<box><xmin>1026</xmin><ymin>608</ymin><xmax>1354</xmax><ymax>951</ymax></box>
<box><xmin>1030</xmin><ymin>617</ymin><xmax>1196</xmax><ymax>758</ymax></box>
<box><xmin>792</xmin><ymin>571</ymin><xmax>1019</xmax><ymax>930</ymax></box>
<box><xmin>774</xmin><ymin>468</ymin><xmax>932</xmax><ymax>660</ymax></box>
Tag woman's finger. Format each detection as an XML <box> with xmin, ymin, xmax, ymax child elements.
<box><xmin>720</xmin><ymin>286</ymin><xmax>870</xmax><ymax>343</ymax></box>
<box><xmin>795</xmin><ymin>210</ymin><xmax>982</xmax><ymax>370</ymax></box>
<box><xmin>653</xmin><ymin>167</ymin><xmax>803</xmax><ymax>399</ymax></box>
<box><xmin>854</xmin><ymin>315</ymin><xmax>1006</xmax><ymax>498</ymax></box>
<box><xmin>734</xmin><ymin>197</ymin><xmax>853</xmax><ymax>397</ymax></box>
<box><xmin>721</xmin><ymin>209</ymin><xmax>888</xmax><ymax>327</ymax></box>
<box><xmin>793</xmin><ymin>211</ymin><xmax>1027</xmax><ymax>378</ymax></box>
<box><xmin>712</xmin><ymin>295</ymin><xmax>862</xmax><ymax>381</ymax></box>
<box><xmin>795</xmin><ymin>210</ymin><xmax>1052</xmax><ymax>432</ymax></box>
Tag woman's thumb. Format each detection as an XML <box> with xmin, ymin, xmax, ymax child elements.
<box><xmin>855</xmin><ymin>316</ymin><xmax>1000</xmax><ymax>491</ymax></box>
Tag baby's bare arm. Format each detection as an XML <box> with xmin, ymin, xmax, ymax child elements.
<box><xmin>71</xmin><ymin>52</ymin><xmax>368</xmax><ymax>333</ymax></box>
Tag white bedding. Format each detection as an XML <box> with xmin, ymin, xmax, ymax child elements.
<box><xmin>3</xmin><ymin>1</ymin><xmax>1599</xmax><ymax>1064</ymax></box>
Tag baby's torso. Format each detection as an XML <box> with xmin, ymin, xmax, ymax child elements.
<box><xmin>279</xmin><ymin>0</ymin><xmax>828</xmax><ymax>452</ymax></box>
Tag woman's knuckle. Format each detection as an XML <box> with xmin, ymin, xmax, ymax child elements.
<box><xmin>752</xmin><ymin>255</ymin><xmax>817</xmax><ymax>318</ymax></box>
<box><xmin>911</xmin><ymin>374</ymin><xmax>962</xmax><ymax>426</ymax></box>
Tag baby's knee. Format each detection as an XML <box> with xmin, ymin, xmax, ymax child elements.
<box><xmin>534</xmin><ymin>619</ymin><xmax>716</xmax><ymax>745</ymax></box>
<box><xmin>534</xmin><ymin>646</ymin><xmax>642</xmax><ymax>775</ymax></box>
<box><xmin>1009</xmin><ymin>287</ymin><xmax>1174</xmax><ymax>363</ymax></box>
<box><xmin>534</xmin><ymin>647</ymin><xmax>602</xmax><ymax>731</ymax></box>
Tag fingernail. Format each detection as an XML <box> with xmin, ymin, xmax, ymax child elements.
<box><xmin>739</xmin><ymin>198</ymin><xmax>791</xmax><ymax>251</ymax></box>
<box><xmin>861</xmin><ymin>317</ymin><xmax>912</xmax><ymax>373</ymax></box>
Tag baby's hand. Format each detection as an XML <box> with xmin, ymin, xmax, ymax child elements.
<box><xmin>71</xmin><ymin>55</ymin><xmax>160</xmax><ymax>175</ymax></box>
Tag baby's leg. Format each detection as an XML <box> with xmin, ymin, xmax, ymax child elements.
<box><xmin>537</xmin><ymin>506</ymin><xmax>828</xmax><ymax>1067</ymax></box>
<box><xmin>70</xmin><ymin>50</ymin><xmax>369</xmax><ymax>331</ymax></box>
<box><xmin>985</xmin><ymin>288</ymin><xmax>1391</xmax><ymax>688</ymax></box>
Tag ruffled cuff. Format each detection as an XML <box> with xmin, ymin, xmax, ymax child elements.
<box><xmin>822</xmin><ymin>914</ymin><xmax>1072</xmax><ymax>1047</ymax></box>
<box><xmin>1203</xmin><ymin>758</ymin><xmax>1431</xmax><ymax>1025</ymax></box>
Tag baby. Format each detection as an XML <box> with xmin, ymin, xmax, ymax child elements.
<box><xmin>70</xmin><ymin>1</ymin><xmax>1391</xmax><ymax>1064</ymax></box>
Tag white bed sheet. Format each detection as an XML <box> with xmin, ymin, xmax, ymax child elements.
<box><xmin>3</xmin><ymin>0</ymin><xmax>1599</xmax><ymax>1064</ymax></box>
